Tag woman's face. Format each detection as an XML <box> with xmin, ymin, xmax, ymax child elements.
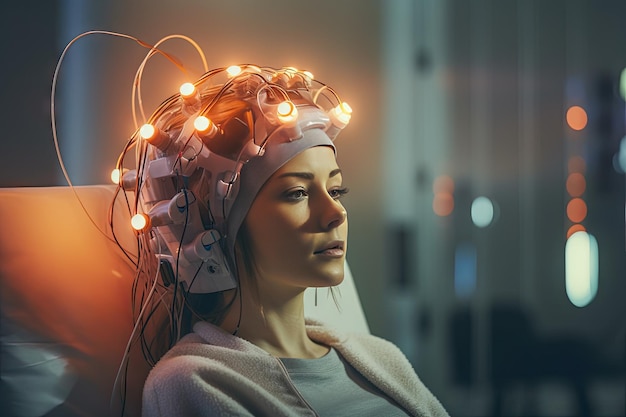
<box><xmin>243</xmin><ymin>145</ymin><xmax>348</xmax><ymax>292</ymax></box>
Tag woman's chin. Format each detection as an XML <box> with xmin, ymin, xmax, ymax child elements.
<box><xmin>316</xmin><ymin>265</ymin><xmax>345</xmax><ymax>287</ymax></box>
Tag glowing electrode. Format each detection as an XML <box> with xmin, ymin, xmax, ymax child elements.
<box><xmin>332</xmin><ymin>102</ymin><xmax>352</xmax><ymax>125</ymax></box>
<box><xmin>226</xmin><ymin>65</ymin><xmax>242</xmax><ymax>77</ymax></box>
<box><xmin>131</xmin><ymin>213</ymin><xmax>149</xmax><ymax>231</ymax></box>
<box><xmin>140</xmin><ymin>123</ymin><xmax>156</xmax><ymax>140</ymax></box>
<box><xmin>179</xmin><ymin>82</ymin><xmax>195</xmax><ymax>97</ymax></box>
<box><xmin>194</xmin><ymin>115</ymin><xmax>220</xmax><ymax>140</ymax></box>
<box><xmin>277</xmin><ymin>101</ymin><xmax>297</xmax><ymax>123</ymax></box>
<box><xmin>194</xmin><ymin>116</ymin><xmax>211</xmax><ymax>132</ymax></box>
<box><xmin>111</xmin><ymin>169</ymin><xmax>122</xmax><ymax>185</ymax></box>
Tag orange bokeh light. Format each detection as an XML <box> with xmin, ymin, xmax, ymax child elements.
<box><xmin>566</xmin><ymin>106</ymin><xmax>588</xmax><ymax>131</ymax></box>
<box><xmin>433</xmin><ymin>175</ymin><xmax>455</xmax><ymax>217</ymax></box>
<box><xmin>567</xmin><ymin>198</ymin><xmax>587</xmax><ymax>223</ymax></box>
<box><xmin>433</xmin><ymin>192</ymin><xmax>454</xmax><ymax>217</ymax></box>
<box><xmin>568</xmin><ymin>156</ymin><xmax>586</xmax><ymax>174</ymax></box>
<box><xmin>566</xmin><ymin>223</ymin><xmax>586</xmax><ymax>239</ymax></box>
<box><xmin>433</xmin><ymin>175</ymin><xmax>455</xmax><ymax>194</ymax></box>
<box><xmin>566</xmin><ymin>172</ymin><xmax>586</xmax><ymax>197</ymax></box>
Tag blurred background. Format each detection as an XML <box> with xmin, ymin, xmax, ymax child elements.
<box><xmin>2</xmin><ymin>0</ymin><xmax>625</xmax><ymax>415</ymax></box>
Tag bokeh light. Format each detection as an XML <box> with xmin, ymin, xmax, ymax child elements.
<box><xmin>567</xmin><ymin>197</ymin><xmax>587</xmax><ymax>223</ymax></box>
<box><xmin>433</xmin><ymin>175</ymin><xmax>455</xmax><ymax>217</ymax></box>
<box><xmin>433</xmin><ymin>193</ymin><xmax>454</xmax><ymax>217</ymax></box>
<box><xmin>566</xmin><ymin>172</ymin><xmax>586</xmax><ymax>197</ymax></box>
<box><xmin>471</xmin><ymin>196</ymin><xmax>494</xmax><ymax>228</ymax></box>
<box><xmin>566</xmin><ymin>223</ymin><xmax>586</xmax><ymax>239</ymax></box>
<box><xmin>565</xmin><ymin>231</ymin><xmax>599</xmax><ymax>307</ymax></box>
<box><xmin>568</xmin><ymin>155</ymin><xmax>586</xmax><ymax>174</ymax></box>
<box><xmin>619</xmin><ymin>68</ymin><xmax>626</xmax><ymax>100</ymax></box>
<box><xmin>433</xmin><ymin>175</ymin><xmax>455</xmax><ymax>194</ymax></box>
<box><xmin>566</xmin><ymin>105</ymin><xmax>588</xmax><ymax>131</ymax></box>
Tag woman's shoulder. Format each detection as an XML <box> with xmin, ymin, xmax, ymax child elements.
<box><xmin>142</xmin><ymin>346</ymin><xmax>278</xmax><ymax>417</ymax></box>
<box><xmin>145</xmin><ymin>331</ymin><xmax>237</xmax><ymax>390</ymax></box>
<box><xmin>304</xmin><ymin>319</ymin><xmax>404</xmax><ymax>354</ymax></box>
<box><xmin>142</xmin><ymin>323</ymin><xmax>308</xmax><ymax>417</ymax></box>
<box><xmin>148</xmin><ymin>322</ymin><xmax>279</xmax><ymax>381</ymax></box>
<box><xmin>143</xmin><ymin>324</ymin><xmax>275</xmax><ymax>405</ymax></box>
<box><xmin>157</xmin><ymin>321</ymin><xmax>267</xmax><ymax>360</ymax></box>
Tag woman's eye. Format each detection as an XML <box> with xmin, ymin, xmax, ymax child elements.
<box><xmin>285</xmin><ymin>189</ymin><xmax>307</xmax><ymax>201</ymax></box>
<box><xmin>329</xmin><ymin>187</ymin><xmax>350</xmax><ymax>200</ymax></box>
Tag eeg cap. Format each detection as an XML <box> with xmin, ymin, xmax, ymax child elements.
<box><xmin>117</xmin><ymin>65</ymin><xmax>351</xmax><ymax>294</ymax></box>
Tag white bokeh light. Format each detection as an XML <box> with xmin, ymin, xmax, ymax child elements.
<box><xmin>471</xmin><ymin>196</ymin><xmax>494</xmax><ymax>228</ymax></box>
<box><xmin>565</xmin><ymin>231</ymin><xmax>599</xmax><ymax>307</ymax></box>
<box><xmin>618</xmin><ymin>136</ymin><xmax>626</xmax><ymax>173</ymax></box>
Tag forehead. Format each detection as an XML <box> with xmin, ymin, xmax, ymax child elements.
<box><xmin>273</xmin><ymin>146</ymin><xmax>339</xmax><ymax>176</ymax></box>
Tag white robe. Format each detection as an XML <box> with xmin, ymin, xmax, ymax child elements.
<box><xmin>142</xmin><ymin>320</ymin><xmax>449</xmax><ymax>417</ymax></box>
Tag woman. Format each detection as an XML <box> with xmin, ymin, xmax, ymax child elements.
<box><xmin>114</xmin><ymin>63</ymin><xmax>448</xmax><ymax>416</ymax></box>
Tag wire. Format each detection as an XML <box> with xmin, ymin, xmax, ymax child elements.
<box><xmin>109</xmin><ymin>234</ymin><xmax>161</xmax><ymax>416</ymax></box>
<box><xmin>51</xmin><ymin>29</ymin><xmax>208</xmax><ymax>218</ymax></box>
<box><xmin>132</xmin><ymin>34</ymin><xmax>209</xmax><ymax>129</ymax></box>
<box><xmin>50</xmin><ymin>30</ymin><xmax>204</xmax><ymax>267</ymax></box>
<box><xmin>170</xmin><ymin>187</ymin><xmax>192</xmax><ymax>342</ymax></box>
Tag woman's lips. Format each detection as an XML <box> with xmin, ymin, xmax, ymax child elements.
<box><xmin>317</xmin><ymin>248</ymin><xmax>344</xmax><ymax>257</ymax></box>
<box><xmin>314</xmin><ymin>241</ymin><xmax>344</xmax><ymax>257</ymax></box>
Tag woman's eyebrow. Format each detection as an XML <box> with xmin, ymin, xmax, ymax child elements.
<box><xmin>277</xmin><ymin>172</ymin><xmax>314</xmax><ymax>180</ymax></box>
<box><xmin>277</xmin><ymin>168</ymin><xmax>342</xmax><ymax>180</ymax></box>
<box><xmin>329</xmin><ymin>168</ymin><xmax>342</xmax><ymax>178</ymax></box>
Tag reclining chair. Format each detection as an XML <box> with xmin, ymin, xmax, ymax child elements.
<box><xmin>0</xmin><ymin>185</ymin><xmax>369</xmax><ymax>417</ymax></box>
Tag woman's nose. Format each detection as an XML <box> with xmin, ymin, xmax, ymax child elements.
<box><xmin>320</xmin><ymin>198</ymin><xmax>347</xmax><ymax>230</ymax></box>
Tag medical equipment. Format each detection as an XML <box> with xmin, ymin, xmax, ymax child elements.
<box><xmin>52</xmin><ymin>31</ymin><xmax>351</xmax><ymax>296</ymax></box>
<box><xmin>113</xmin><ymin>64</ymin><xmax>352</xmax><ymax>294</ymax></box>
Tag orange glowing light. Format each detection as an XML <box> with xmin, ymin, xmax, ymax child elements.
<box><xmin>131</xmin><ymin>213</ymin><xmax>149</xmax><ymax>231</ymax></box>
<box><xmin>566</xmin><ymin>106</ymin><xmax>588</xmax><ymax>131</ymax></box>
<box><xmin>566</xmin><ymin>223</ymin><xmax>586</xmax><ymax>239</ymax></box>
<box><xmin>110</xmin><ymin>169</ymin><xmax>122</xmax><ymax>185</ymax></box>
<box><xmin>194</xmin><ymin>116</ymin><xmax>211</xmax><ymax>132</ymax></box>
<box><xmin>276</xmin><ymin>101</ymin><xmax>298</xmax><ymax>123</ymax></box>
<box><xmin>139</xmin><ymin>124</ymin><xmax>156</xmax><ymax>140</ymax></box>
<box><xmin>339</xmin><ymin>102</ymin><xmax>352</xmax><ymax>116</ymax></box>
<box><xmin>226</xmin><ymin>65</ymin><xmax>242</xmax><ymax>77</ymax></box>
<box><xmin>567</xmin><ymin>198</ymin><xmax>587</xmax><ymax>223</ymax></box>
<box><xmin>179</xmin><ymin>82</ymin><xmax>195</xmax><ymax>97</ymax></box>
<box><xmin>566</xmin><ymin>172</ymin><xmax>586</xmax><ymax>197</ymax></box>
<box><xmin>433</xmin><ymin>192</ymin><xmax>454</xmax><ymax>217</ymax></box>
<box><xmin>433</xmin><ymin>175</ymin><xmax>455</xmax><ymax>194</ymax></box>
<box><xmin>277</xmin><ymin>101</ymin><xmax>295</xmax><ymax>117</ymax></box>
<box><xmin>568</xmin><ymin>156</ymin><xmax>586</xmax><ymax>174</ymax></box>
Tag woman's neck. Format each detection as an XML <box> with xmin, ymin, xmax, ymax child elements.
<box><xmin>221</xmin><ymin>286</ymin><xmax>329</xmax><ymax>359</ymax></box>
